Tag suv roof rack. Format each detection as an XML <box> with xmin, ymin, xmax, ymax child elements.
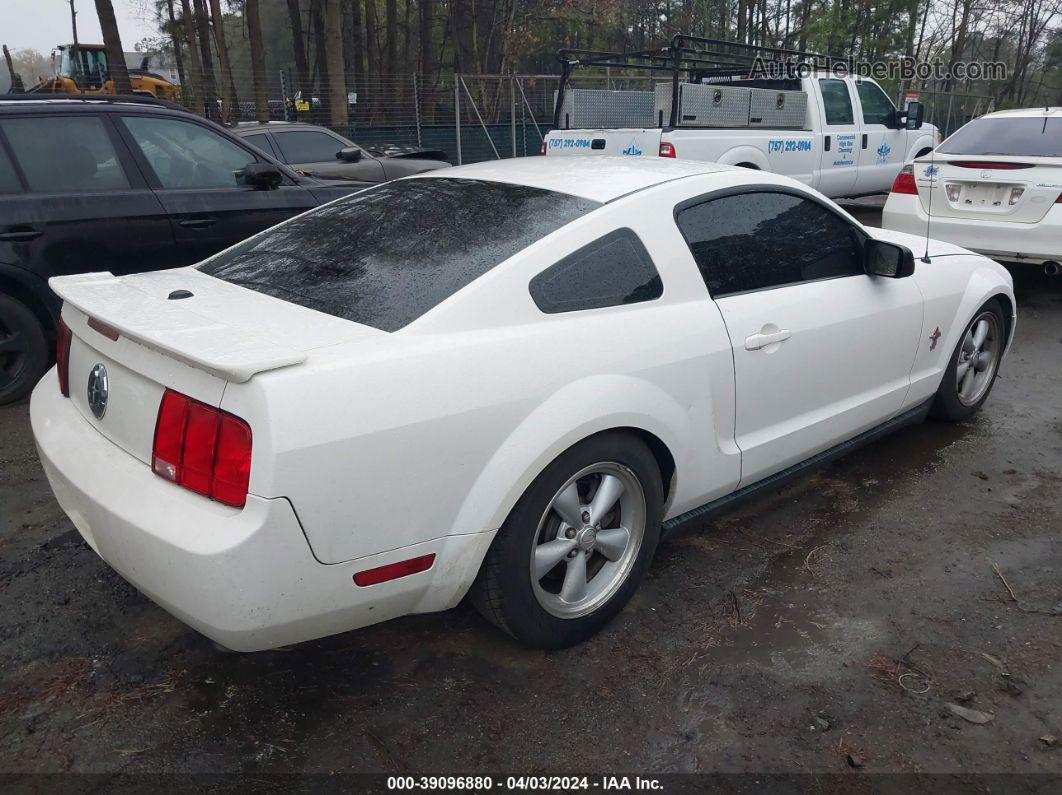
<box><xmin>554</xmin><ymin>34</ymin><xmax>853</xmax><ymax>128</ymax></box>
<box><xmin>0</xmin><ymin>92</ymin><xmax>188</xmax><ymax>113</ymax></box>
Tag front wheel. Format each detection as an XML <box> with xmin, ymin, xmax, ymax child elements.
<box><xmin>471</xmin><ymin>433</ymin><xmax>663</xmax><ymax>649</ymax></box>
<box><xmin>931</xmin><ymin>299</ymin><xmax>1005</xmax><ymax>421</ymax></box>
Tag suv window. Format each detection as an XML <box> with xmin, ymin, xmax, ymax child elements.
<box><xmin>819</xmin><ymin>80</ymin><xmax>854</xmax><ymax>126</ymax></box>
<box><xmin>199</xmin><ymin>178</ymin><xmax>601</xmax><ymax>332</ymax></box>
<box><xmin>122</xmin><ymin>116</ymin><xmax>258</xmax><ymax>188</ymax></box>
<box><xmin>274</xmin><ymin>130</ymin><xmax>348</xmax><ymax>163</ymax></box>
<box><xmin>675</xmin><ymin>191</ymin><xmax>865</xmax><ymax>296</ymax></box>
<box><xmin>0</xmin><ymin>142</ymin><xmax>21</xmax><ymax>194</ymax></box>
<box><xmin>0</xmin><ymin>116</ymin><xmax>131</xmax><ymax>193</ymax></box>
<box><xmin>856</xmin><ymin>81</ymin><xmax>896</xmax><ymax>126</ymax></box>
<box><xmin>530</xmin><ymin>229</ymin><xmax>662</xmax><ymax>314</ymax></box>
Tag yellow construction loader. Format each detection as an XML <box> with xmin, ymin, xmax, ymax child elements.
<box><xmin>29</xmin><ymin>44</ymin><xmax>178</xmax><ymax>100</ymax></box>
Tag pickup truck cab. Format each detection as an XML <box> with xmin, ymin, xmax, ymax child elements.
<box><xmin>545</xmin><ymin>73</ymin><xmax>939</xmax><ymax>199</ymax></box>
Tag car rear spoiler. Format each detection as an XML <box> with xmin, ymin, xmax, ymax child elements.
<box><xmin>49</xmin><ymin>272</ymin><xmax>307</xmax><ymax>383</ymax></box>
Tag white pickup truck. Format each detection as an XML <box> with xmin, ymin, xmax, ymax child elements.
<box><xmin>544</xmin><ymin>74</ymin><xmax>939</xmax><ymax>199</ymax></box>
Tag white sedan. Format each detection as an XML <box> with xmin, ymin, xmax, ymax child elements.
<box><xmin>32</xmin><ymin>157</ymin><xmax>1015</xmax><ymax>651</ymax></box>
<box><xmin>883</xmin><ymin>107</ymin><xmax>1061</xmax><ymax>273</ymax></box>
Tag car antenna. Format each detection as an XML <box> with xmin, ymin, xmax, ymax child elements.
<box><xmin>921</xmin><ymin>139</ymin><xmax>937</xmax><ymax>264</ymax></box>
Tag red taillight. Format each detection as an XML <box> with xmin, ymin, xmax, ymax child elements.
<box><xmin>151</xmin><ymin>389</ymin><xmax>252</xmax><ymax>507</ymax></box>
<box><xmin>890</xmin><ymin>164</ymin><xmax>918</xmax><ymax>195</ymax></box>
<box><xmin>1056</xmin><ymin>192</ymin><xmax>1062</xmax><ymax>204</ymax></box>
<box><xmin>947</xmin><ymin>160</ymin><xmax>1033</xmax><ymax>170</ymax></box>
<box><xmin>56</xmin><ymin>317</ymin><xmax>72</xmax><ymax>397</ymax></box>
<box><xmin>353</xmin><ymin>554</ymin><xmax>436</xmax><ymax>587</ymax></box>
<box><xmin>659</xmin><ymin>141</ymin><xmax>676</xmax><ymax>158</ymax></box>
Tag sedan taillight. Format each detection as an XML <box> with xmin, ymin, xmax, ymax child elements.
<box><xmin>890</xmin><ymin>164</ymin><xmax>918</xmax><ymax>195</ymax></box>
<box><xmin>56</xmin><ymin>317</ymin><xmax>72</xmax><ymax>397</ymax></box>
<box><xmin>152</xmin><ymin>389</ymin><xmax>252</xmax><ymax>507</ymax></box>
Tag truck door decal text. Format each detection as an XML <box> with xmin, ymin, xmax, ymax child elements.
<box><xmin>768</xmin><ymin>139</ymin><xmax>813</xmax><ymax>154</ymax></box>
<box><xmin>832</xmin><ymin>134</ymin><xmax>856</xmax><ymax>166</ymax></box>
<box><xmin>548</xmin><ymin>138</ymin><xmax>592</xmax><ymax>150</ymax></box>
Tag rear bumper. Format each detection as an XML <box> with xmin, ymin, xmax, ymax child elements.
<box><xmin>882</xmin><ymin>195</ymin><xmax>1062</xmax><ymax>265</ymax></box>
<box><xmin>30</xmin><ymin>371</ymin><xmax>494</xmax><ymax>651</ymax></box>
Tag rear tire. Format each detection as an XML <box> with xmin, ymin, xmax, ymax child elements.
<box><xmin>0</xmin><ymin>294</ymin><xmax>49</xmax><ymax>405</ymax></box>
<box><xmin>471</xmin><ymin>432</ymin><xmax>663</xmax><ymax>649</ymax></box>
<box><xmin>931</xmin><ymin>299</ymin><xmax>1005</xmax><ymax>421</ymax></box>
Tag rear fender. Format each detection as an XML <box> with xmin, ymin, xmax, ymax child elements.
<box><xmin>452</xmin><ymin>373</ymin><xmax>692</xmax><ymax>551</ymax></box>
<box><xmin>715</xmin><ymin>146</ymin><xmax>770</xmax><ymax>171</ymax></box>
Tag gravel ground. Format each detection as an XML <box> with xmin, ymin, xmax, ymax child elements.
<box><xmin>0</xmin><ymin>223</ymin><xmax>1060</xmax><ymax>781</ymax></box>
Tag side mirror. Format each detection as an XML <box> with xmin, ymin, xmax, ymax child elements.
<box><xmin>337</xmin><ymin>147</ymin><xmax>362</xmax><ymax>162</ymax></box>
<box><xmin>865</xmin><ymin>238</ymin><xmax>916</xmax><ymax>278</ymax></box>
<box><xmin>243</xmin><ymin>163</ymin><xmax>283</xmax><ymax>190</ymax></box>
<box><xmin>904</xmin><ymin>101</ymin><xmax>924</xmax><ymax>130</ymax></box>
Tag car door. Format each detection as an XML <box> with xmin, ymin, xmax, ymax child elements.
<box><xmin>116</xmin><ymin>113</ymin><xmax>319</xmax><ymax>265</ymax></box>
<box><xmin>814</xmin><ymin>78</ymin><xmax>860</xmax><ymax>198</ymax></box>
<box><xmin>853</xmin><ymin>79</ymin><xmax>907</xmax><ymax>194</ymax></box>
<box><xmin>0</xmin><ymin>112</ymin><xmax>178</xmax><ymax>278</ymax></box>
<box><xmin>271</xmin><ymin>128</ymin><xmax>386</xmax><ymax>182</ymax></box>
<box><xmin>675</xmin><ymin>189</ymin><xmax>923</xmax><ymax>486</ymax></box>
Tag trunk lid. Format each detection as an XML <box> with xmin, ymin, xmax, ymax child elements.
<box><xmin>52</xmin><ymin>268</ymin><xmax>383</xmax><ymax>465</ymax></box>
<box><xmin>913</xmin><ymin>155</ymin><xmax>1062</xmax><ymax>223</ymax></box>
<box><xmin>544</xmin><ymin>128</ymin><xmax>662</xmax><ymax>158</ymax></box>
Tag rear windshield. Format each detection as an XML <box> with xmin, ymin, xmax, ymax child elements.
<box><xmin>199</xmin><ymin>178</ymin><xmax>601</xmax><ymax>331</ymax></box>
<box><xmin>937</xmin><ymin>116</ymin><xmax>1061</xmax><ymax>157</ymax></box>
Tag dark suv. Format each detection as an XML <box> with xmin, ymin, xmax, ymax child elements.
<box><xmin>0</xmin><ymin>95</ymin><xmax>372</xmax><ymax>403</ymax></box>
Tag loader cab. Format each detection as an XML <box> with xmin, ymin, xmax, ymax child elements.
<box><xmin>56</xmin><ymin>45</ymin><xmax>109</xmax><ymax>90</ymax></box>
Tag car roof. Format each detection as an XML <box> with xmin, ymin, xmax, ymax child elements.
<box><xmin>233</xmin><ymin>122</ymin><xmax>334</xmax><ymax>132</ymax></box>
<box><xmin>412</xmin><ymin>156</ymin><xmax>745</xmax><ymax>203</ymax></box>
<box><xmin>979</xmin><ymin>107</ymin><xmax>1061</xmax><ymax>120</ymax></box>
<box><xmin>0</xmin><ymin>96</ymin><xmax>189</xmax><ymax>115</ymax></box>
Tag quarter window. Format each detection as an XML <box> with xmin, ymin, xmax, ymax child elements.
<box><xmin>274</xmin><ymin>130</ymin><xmax>349</xmax><ymax>163</ymax></box>
<box><xmin>241</xmin><ymin>132</ymin><xmax>277</xmax><ymax>158</ymax></box>
<box><xmin>122</xmin><ymin>116</ymin><xmax>258</xmax><ymax>189</ymax></box>
<box><xmin>675</xmin><ymin>191</ymin><xmax>865</xmax><ymax>296</ymax></box>
<box><xmin>530</xmin><ymin>229</ymin><xmax>662</xmax><ymax>314</ymax></box>
<box><xmin>856</xmin><ymin>81</ymin><xmax>897</xmax><ymax>126</ymax></box>
<box><xmin>819</xmin><ymin>79</ymin><xmax>854</xmax><ymax>126</ymax></box>
<box><xmin>1</xmin><ymin>116</ymin><xmax>131</xmax><ymax>193</ymax></box>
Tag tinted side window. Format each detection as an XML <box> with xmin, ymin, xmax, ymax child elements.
<box><xmin>275</xmin><ymin>130</ymin><xmax>346</xmax><ymax>162</ymax></box>
<box><xmin>0</xmin><ymin>141</ymin><xmax>22</xmax><ymax>194</ymax></box>
<box><xmin>675</xmin><ymin>191</ymin><xmax>865</xmax><ymax>296</ymax></box>
<box><xmin>530</xmin><ymin>229</ymin><xmax>662</xmax><ymax>314</ymax></box>
<box><xmin>1</xmin><ymin>116</ymin><xmax>131</xmax><ymax>193</ymax></box>
<box><xmin>241</xmin><ymin>132</ymin><xmax>277</xmax><ymax>158</ymax></box>
<box><xmin>122</xmin><ymin>116</ymin><xmax>258</xmax><ymax>188</ymax></box>
<box><xmin>856</xmin><ymin>81</ymin><xmax>896</xmax><ymax>126</ymax></box>
<box><xmin>819</xmin><ymin>80</ymin><xmax>854</xmax><ymax>125</ymax></box>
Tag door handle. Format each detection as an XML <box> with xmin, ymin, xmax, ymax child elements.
<box><xmin>179</xmin><ymin>216</ymin><xmax>217</xmax><ymax>229</ymax></box>
<box><xmin>0</xmin><ymin>226</ymin><xmax>43</xmax><ymax>242</ymax></box>
<box><xmin>862</xmin><ymin>134</ymin><xmax>868</xmax><ymax>149</ymax></box>
<box><xmin>745</xmin><ymin>329</ymin><xmax>792</xmax><ymax>351</ymax></box>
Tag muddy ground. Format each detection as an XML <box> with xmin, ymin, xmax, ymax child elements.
<box><xmin>0</xmin><ymin>212</ymin><xmax>1060</xmax><ymax>781</ymax></box>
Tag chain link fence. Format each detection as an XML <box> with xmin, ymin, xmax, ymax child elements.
<box><xmin>169</xmin><ymin>68</ymin><xmax>993</xmax><ymax>162</ymax></box>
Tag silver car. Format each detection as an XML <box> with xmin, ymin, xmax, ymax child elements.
<box><xmin>233</xmin><ymin>121</ymin><xmax>450</xmax><ymax>182</ymax></box>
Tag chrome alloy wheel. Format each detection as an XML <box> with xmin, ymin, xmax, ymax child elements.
<box><xmin>529</xmin><ymin>462</ymin><xmax>646</xmax><ymax>619</ymax></box>
<box><xmin>956</xmin><ymin>311</ymin><xmax>1001</xmax><ymax>407</ymax></box>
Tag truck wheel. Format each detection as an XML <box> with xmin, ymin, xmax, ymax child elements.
<box><xmin>0</xmin><ymin>294</ymin><xmax>49</xmax><ymax>404</ymax></box>
<box><xmin>931</xmin><ymin>299</ymin><xmax>1005</xmax><ymax>421</ymax></box>
<box><xmin>471</xmin><ymin>432</ymin><xmax>663</xmax><ymax>649</ymax></box>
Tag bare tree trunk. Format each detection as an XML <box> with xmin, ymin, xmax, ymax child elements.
<box><xmin>385</xmin><ymin>0</ymin><xmax>398</xmax><ymax>74</ymax></box>
<box><xmin>209</xmin><ymin>0</ymin><xmax>235</xmax><ymax>123</ymax></box>
<box><xmin>179</xmin><ymin>0</ymin><xmax>204</xmax><ymax>112</ymax></box>
<box><xmin>351</xmin><ymin>0</ymin><xmax>365</xmax><ymax>79</ymax></box>
<box><xmin>287</xmin><ymin>0</ymin><xmax>310</xmax><ymax>96</ymax></box>
<box><xmin>191</xmin><ymin>0</ymin><xmax>218</xmax><ymax>113</ymax></box>
<box><xmin>324</xmin><ymin>0</ymin><xmax>349</xmax><ymax>126</ymax></box>
<box><xmin>366</xmin><ymin>0</ymin><xmax>379</xmax><ymax>73</ymax></box>
<box><xmin>165</xmin><ymin>0</ymin><xmax>187</xmax><ymax>88</ymax></box>
<box><xmin>246</xmin><ymin>0</ymin><xmax>269</xmax><ymax>122</ymax></box>
<box><xmin>94</xmin><ymin>0</ymin><xmax>133</xmax><ymax>94</ymax></box>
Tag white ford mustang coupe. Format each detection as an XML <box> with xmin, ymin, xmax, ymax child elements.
<box><xmin>32</xmin><ymin>158</ymin><xmax>1015</xmax><ymax>651</ymax></box>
